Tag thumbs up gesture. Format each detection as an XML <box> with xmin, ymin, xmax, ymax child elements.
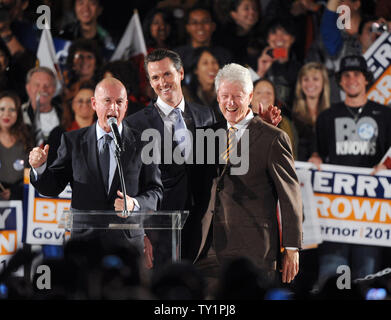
<box><xmin>29</xmin><ymin>144</ymin><xmax>49</xmax><ymax>168</ymax></box>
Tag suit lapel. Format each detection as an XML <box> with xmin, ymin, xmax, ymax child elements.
<box><xmin>146</xmin><ymin>103</ymin><xmax>171</xmax><ymax>159</ymax></box>
<box><xmin>82</xmin><ymin>123</ymin><xmax>103</xmax><ymax>187</ymax></box>
<box><xmin>246</xmin><ymin>117</ymin><xmax>263</xmax><ymax>149</ymax></box>
<box><xmin>183</xmin><ymin>102</ymin><xmax>196</xmax><ymax>135</ymax></box>
<box><xmin>146</xmin><ymin>103</ymin><xmax>166</xmax><ymax>137</ymax></box>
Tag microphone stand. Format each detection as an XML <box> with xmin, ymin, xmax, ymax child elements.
<box><xmin>113</xmin><ymin>137</ymin><xmax>129</xmax><ymax>217</ymax></box>
<box><xmin>34</xmin><ymin>93</ymin><xmax>44</xmax><ymax>147</ymax></box>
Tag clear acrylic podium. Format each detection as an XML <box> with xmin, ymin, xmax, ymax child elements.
<box><xmin>61</xmin><ymin>210</ymin><xmax>189</xmax><ymax>263</ymax></box>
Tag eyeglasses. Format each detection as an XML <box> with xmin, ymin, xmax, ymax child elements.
<box><xmin>74</xmin><ymin>53</ymin><xmax>95</xmax><ymax>61</ymax></box>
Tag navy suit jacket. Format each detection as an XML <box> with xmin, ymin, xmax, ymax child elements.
<box><xmin>30</xmin><ymin>122</ymin><xmax>163</xmax><ymax>212</ymax></box>
<box><xmin>125</xmin><ymin>100</ymin><xmax>215</xmax><ymax>260</ymax></box>
<box><xmin>125</xmin><ymin>100</ymin><xmax>215</xmax><ymax>211</ymax></box>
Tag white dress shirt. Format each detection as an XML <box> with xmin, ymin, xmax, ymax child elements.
<box><xmin>155</xmin><ymin>96</ymin><xmax>187</xmax><ymax>133</ymax></box>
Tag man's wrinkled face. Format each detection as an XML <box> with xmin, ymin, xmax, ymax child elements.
<box><xmin>217</xmin><ymin>80</ymin><xmax>252</xmax><ymax>125</ymax></box>
<box><xmin>91</xmin><ymin>82</ymin><xmax>128</xmax><ymax>132</ymax></box>
<box><xmin>26</xmin><ymin>71</ymin><xmax>56</xmax><ymax>112</ymax></box>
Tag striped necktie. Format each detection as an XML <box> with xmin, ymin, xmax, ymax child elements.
<box><xmin>221</xmin><ymin>126</ymin><xmax>237</xmax><ymax>163</ymax></box>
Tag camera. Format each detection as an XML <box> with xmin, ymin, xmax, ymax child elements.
<box><xmin>266</xmin><ymin>48</ymin><xmax>288</xmax><ymax>59</ymax></box>
<box><xmin>371</xmin><ymin>22</ymin><xmax>389</xmax><ymax>33</ymax></box>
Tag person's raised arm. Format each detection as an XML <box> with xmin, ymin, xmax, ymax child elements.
<box><xmin>29</xmin><ymin>144</ymin><xmax>49</xmax><ymax>169</ymax></box>
<box><xmin>320</xmin><ymin>0</ymin><xmax>343</xmax><ymax>56</ymax></box>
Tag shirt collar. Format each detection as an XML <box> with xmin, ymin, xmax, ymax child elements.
<box><xmin>227</xmin><ymin>108</ymin><xmax>254</xmax><ymax>130</ymax></box>
<box><xmin>96</xmin><ymin>121</ymin><xmax>123</xmax><ymax>141</ymax></box>
<box><xmin>156</xmin><ymin>96</ymin><xmax>185</xmax><ymax>116</ymax></box>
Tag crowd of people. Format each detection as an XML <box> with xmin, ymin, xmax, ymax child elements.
<box><xmin>1</xmin><ymin>0</ymin><xmax>391</xmax><ymax>300</ymax></box>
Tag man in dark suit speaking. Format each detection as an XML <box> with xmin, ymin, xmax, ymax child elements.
<box><xmin>28</xmin><ymin>77</ymin><xmax>163</xmax><ymax>256</ymax></box>
<box><xmin>125</xmin><ymin>49</ymin><xmax>216</xmax><ymax>265</ymax></box>
<box><xmin>194</xmin><ymin>63</ymin><xmax>303</xmax><ymax>294</ymax></box>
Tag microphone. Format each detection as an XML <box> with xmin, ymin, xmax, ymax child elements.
<box><xmin>107</xmin><ymin>117</ymin><xmax>124</xmax><ymax>153</ymax></box>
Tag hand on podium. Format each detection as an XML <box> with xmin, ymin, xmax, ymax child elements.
<box><xmin>114</xmin><ymin>190</ymin><xmax>135</xmax><ymax>212</ymax></box>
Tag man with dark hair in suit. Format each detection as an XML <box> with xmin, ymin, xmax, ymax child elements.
<box><xmin>194</xmin><ymin>63</ymin><xmax>303</xmax><ymax>296</ymax></box>
<box><xmin>125</xmin><ymin>48</ymin><xmax>216</xmax><ymax>266</ymax></box>
<box><xmin>29</xmin><ymin>77</ymin><xmax>163</xmax><ymax>257</ymax></box>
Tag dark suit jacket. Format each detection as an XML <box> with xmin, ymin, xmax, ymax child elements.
<box><xmin>31</xmin><ymin>122</ymin><xmax>163</xmax><ymax>212</ymax></box>
<box><xmin>195</xmin><ymin>116</ymin><xmax>303</xmax><ymax>271</ymax></box>
<box><xmin>125</xmin><ymin>100</ymin><xmax>215</xmax><ymax>260</ymax></box>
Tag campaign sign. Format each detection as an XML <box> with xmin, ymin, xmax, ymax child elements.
<box><xmin>295</xmin><ymin>162</ymin><xmax>391</xmax><ymax>247</ymax></box>
<box><xmin>295</xmin><ymin>167</ymin><xmax>323</xmax><ymax>248</ymax></box>
<box><xmin>0</xmin><ymin>201</ymin><xmax>23</xmax><ymax>274</ymax></box>
<box><xmin>25</xmin><ymin>182</ymin><xmax>71</xmax><ymax>245</ymax></box>
<box><xmin>364</xmin><ymin>31</ymin><xmax>391</xmax><ymax>106</ymax></box>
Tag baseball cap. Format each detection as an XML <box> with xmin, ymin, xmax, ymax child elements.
<box><xmin>336</xmin><ymin>55</ymin><xmax>373</xmax><ymax>83</ymax></box>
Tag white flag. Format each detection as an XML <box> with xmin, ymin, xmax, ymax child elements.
<box><xmin>37</xmin><ymin>27</ymin><xmax>64</xmax><ymax>96</ymax></box>
<box><xmin>110</xmin><ymin>10</ymin><xmax>147</xmax><ymax>61</ymax></box>
<box><xmin>247</xmin><ymin>66</ymin><xmax>260</xmax><ymax>82</ymax></box>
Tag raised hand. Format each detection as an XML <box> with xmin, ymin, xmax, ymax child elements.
<box><xmin>256</xmin><ymin>46</ymin><xmax>274</xmax><ymax>78</ymax></box>
<box><xmin>259</xmin><ymin>103</ymin><xmax>282</xmax><ymax>127</ymax></box>
<box><xmin>29</xmin><ymin>144</ymin><xmax>49</xmax><ymax>168</ymax></box>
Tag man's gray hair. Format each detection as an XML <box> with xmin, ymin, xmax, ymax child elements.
<box><xmin>215</xmin><ymin>63</ymin><xmax>253</xmax><ymax>94</ymax></box>
<box><xmin>26</xmin><ymin>66</ymin><xmax>57</xmax><ymax>87</ymax></box>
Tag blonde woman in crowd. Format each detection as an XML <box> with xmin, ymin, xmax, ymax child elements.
<box><xmin>292</xmin><ymin>62</ymin><xmax>330</xmax><ymax>161</ymax></box>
